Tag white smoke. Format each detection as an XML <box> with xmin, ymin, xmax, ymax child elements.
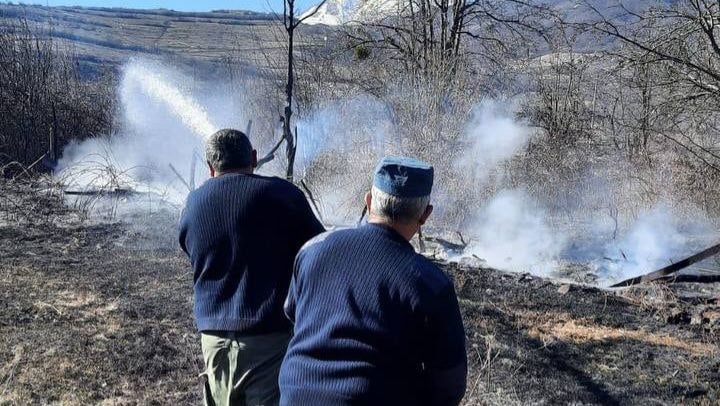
<box><xmin>56</xmin><ymin>59</ymin><xmax>233</xmax><ymax>204</ymax></box>
<box><xmin>454</xmin><ymin>102</ymin><xmax>565</xmax><ymax>274</ymax></box>
<box><xmin>448</xmin><ymin>103</ymin><xmax>718</xmax><ymax>283</ymax></box>
<box><xmin>295</xmin><ymin>95</ymin><xmax>391</xmax><ymax>173</ymax></box>
<box><xmin>459</xmin><ymin>101</ymin><xmax>529</xmax><ymax>182</ymax></box>
<box><xmin>52</xmin><ymin>59</ymin><xmax>718</xmax><ymax>284</ymax></box>
<box><xmin>293</xmin><ymin>95</ymin><xmax>393</xmax><ymax>224</ymax></box>
<box><xmin>464</xmin><ymin>189</ymin><xmax>566</xmax><ymax>274</ymax></box>
<box><xmin>597</xmin><ymin>205</ymin><xmax>716</xmax><ymax>283</ymax></box>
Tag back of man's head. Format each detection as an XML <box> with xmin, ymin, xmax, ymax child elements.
<box><xmin>206</xmin><ymin>129</ymin><xmax>255</xmax><ymax>173</ymax></box>
<box><xmin>369</xmin><ymin>156</ymin><xmax>434</xmax><ymax>225</ymax></box>
<box><xmin>370</xmin><ymin>187</ymin><xmax>431</xmax><ymax>224</ymax></box>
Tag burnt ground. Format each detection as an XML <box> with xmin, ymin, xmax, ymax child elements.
<box><xmin>1</xmin><ymin>179</ymin><xmax>719</xmax><ymax>405</ymax></box>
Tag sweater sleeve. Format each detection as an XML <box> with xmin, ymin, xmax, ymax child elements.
<box><xmin>420</xmin><ymin>284</ymin><xmax>468</xmax><ymax>406</ymax></box>
<box><xmin>284</xmin><ymin>251</ymin><xmax>304</xmax><ymax>325</ymax></box>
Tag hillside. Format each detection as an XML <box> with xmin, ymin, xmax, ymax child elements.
<box><xmin>300</xmin><ymin>0</ymin><xmax>677</xmax><ymax>25</ymax></box>
<box><xmin>0</xmin><ymin>3</ymin><xmax>328</xmax><ymax>72</ymax></box>
<box><xmin>0</xmin><ymin>0</ymin><xmax>675</xmax><ymax>69</ymax></box>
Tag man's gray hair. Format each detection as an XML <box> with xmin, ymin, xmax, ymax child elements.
<box><xmin>370</xmin><ymin>186</ymin><xmax>431</xmax><ymax>224</ymax></box>
<box><xmin>205</xmin><ymin>129</ymin><xmax>254</xmax><ymax>172</ymax></box>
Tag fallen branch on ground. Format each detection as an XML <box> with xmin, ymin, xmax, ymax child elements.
<box><xmin>424</xmin><ymin>236</ymin><xmax>467</xmax><ymax>251</ymax></box>
<box><xmin>64</xmin><ymin>188</ymin><xmax>135</xmax><ymax>196</ymax></box>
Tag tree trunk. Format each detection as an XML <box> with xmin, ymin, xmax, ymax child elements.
<box><xmin>284</xmin><ymin>1</ymin><xmax>297</xmax><ymax>182</ymax></box>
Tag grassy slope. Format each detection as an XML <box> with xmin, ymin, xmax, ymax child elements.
<box><xmin>0</xmin><ymin>3</ymin><xmax>326</xmax><ymax>71</ymax></box>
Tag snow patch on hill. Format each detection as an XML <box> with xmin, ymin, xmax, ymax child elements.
<box><xmin>300</xmin><ymin>0</ymin><xmax>399</xmax><ymax>25</ymax></box>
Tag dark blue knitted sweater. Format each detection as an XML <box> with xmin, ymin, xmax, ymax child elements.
<box><xmin>178</xmin><ymin>173</ymin><xmax>324</xmax><ymax>334</ymax></box>
<box><xmin>280</xmin><ymin>223</ymin><xmax>467</xmax><ymax>405</ymax></box>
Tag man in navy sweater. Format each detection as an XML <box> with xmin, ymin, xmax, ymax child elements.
<box><xmin>179</xmin><ymin>128</ymin><xmax>324</xmax><ymax>406</ymax></box>
<box><xmin>280</xmin><ymin>156</ymin><xmax>467</xmax><ymax>405</ymax></box>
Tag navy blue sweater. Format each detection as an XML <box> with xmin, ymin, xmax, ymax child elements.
<box><xmin>178</xmin><ymin>173</ymin><xmax>324</xmax><ymax>334</ymax></box>
<box><xmin>280</xmin><ymin>223</ymin><xmax>467</xmax><ymax>405</ymax></box>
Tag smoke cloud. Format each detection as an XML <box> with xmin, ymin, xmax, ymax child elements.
<box><xmin>54</xmin><ymin>60</ymin><xmax>717</xmax><ymax>285</ymax></box>
<box><xmin>56</xmin><ymin>59</ymin><xmax>233</xmax><ymax>203</ymax></box>
<box><xmin>596</xmin><ymin>205</ymin><xmax>716</xmax><ymax>283</ymax></box>
<box><xmin>295</xmin><ymin>95</ymin><xmax>391</xmax><ymax>174</ymax></box>
<box><xmin>454</xmin><ymin>102</ymin><xmax>565</xmax><ymax>274</ymax></box>
<box><xmin>463</xmin><ymin>189</ymin><xmax>565</xmax><ymax>274</ymax></box>
<box><xmin>459</xmin><ymin>101</ymin><xmax>529</xmax><ymax>182</ymax></box>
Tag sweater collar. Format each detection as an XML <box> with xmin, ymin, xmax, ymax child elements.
<box><xmin>364</xmin><ymin>223</ymin><xmax>415</xmax><ymax>250</ymax></box>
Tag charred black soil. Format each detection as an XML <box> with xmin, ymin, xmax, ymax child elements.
<box><xmin>1</xmin><ymin>180</ymin><xmax>718</xmax><ymax>405</ymax></box>
<box><xmin>452</xmin><ymin>266</ymin><xmax>719</xmax><ymax>405</ymax></box>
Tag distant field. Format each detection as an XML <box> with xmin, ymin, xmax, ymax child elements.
<box><xmin>0</xmin><ymin>3</ymin><xmax>329</xmax><ymax>72</ymax></box>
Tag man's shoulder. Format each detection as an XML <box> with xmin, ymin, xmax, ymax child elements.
<box><xmin>299</xmin><ymin>227</ymin><xmax>356</xmax><ymax>253</ymax></box>
<box><xmin>410</xmin><ymin>254</ymin><xmax>453</xmax><ymax>295</ymax></box>
<box><xmin>251</xmin><ymin>174</ymin><xmax>305</xmax><ymax>198</ymax></box>
<box><xmin>251</xmin><ymin>173</ymin><xmax>295</xmax><ymax>187</ymax></box>
<box><xmin>184</xmin><ymin>180</ymin><xmax>214</xmax><ymax>207</ymax></box>
<box><xmin>193</xmin><ymin>174</ymin><xmax>302</xmax><ymax>198</ymax></box>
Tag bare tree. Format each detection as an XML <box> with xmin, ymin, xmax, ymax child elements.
<box><xmin>582</xmin><ymin>0</ymin><xmax>720</xmax><ymax>173</ymax></box>
<box><xmin>345</xmin><ymin>0</ymin><xmax>553</xmax><ymax>84</ymax></box>
<box><xmin>277</xmin><ymin>0</ymin><xmax>327</xmax><ymax>181</ymax></box>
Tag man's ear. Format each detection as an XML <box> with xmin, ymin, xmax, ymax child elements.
<box><xmin>251</xmin><ymin>150</ymin><xmax>258</xmax><ymax>168</ymax></box>
<box><xmin>364</xmin><ymin>191</ymin><xmax>372</xmax><ymax>212</ymax></box>
<box><xmin>419</xmin><ymin>204</ymin><xmax>433</xmax><ymax>225</ymax></box>
<box><xmin>208</xmin><ymin>161</ymin><xmax>216</xmax><ymax>178</ymax></box>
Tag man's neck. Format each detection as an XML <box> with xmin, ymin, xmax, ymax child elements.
<box><xmin>215</xmin><ymin>167</ymin><xmax>253</xmax><ymax>177</ymax></box>
<box><xmin>367</xmin><ymin>216</ymin><xmax>419</xmax><ymax>241</ymax></box>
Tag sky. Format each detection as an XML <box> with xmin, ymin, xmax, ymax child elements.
<box><xmin>25</xmin><ymin>0</ymin><xmax>320</xmax><ymax>13</ymax></box>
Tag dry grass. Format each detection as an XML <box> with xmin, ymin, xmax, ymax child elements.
<box><xmin>618</xmin><ymin>282</ymin><xmax>680</xmax><ymax>310</ymax></box>
<box><xmin>2</xmin><ymin>181</ymin><xmax>719</xmax><ymax>405</ymax></box>
<box><xmin>525</xmin><ymin>315</ymin><xmax>717</xmax><ymax>356</ymax></box>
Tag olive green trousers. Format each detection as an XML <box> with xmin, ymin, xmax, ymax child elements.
<box><xmin>200</xmin><ymin>331</ymin><xmax>290</xmax><ymax>406</ymax></box>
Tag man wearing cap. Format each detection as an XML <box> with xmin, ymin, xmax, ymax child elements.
<box><xmin>279</xmin><ymin>156</ymin><xmax>467</xmax><ymax>405</ymax></box>
<box><xmin>179</xmin><ymin>129</ymin><xmax>324</xmax><ymax>406</ymax></box>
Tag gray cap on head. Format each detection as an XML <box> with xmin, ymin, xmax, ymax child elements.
<box><xmin>205</xmin><ymin>128</ymin><xmax>254</xmax><ymax>172</ymax></box>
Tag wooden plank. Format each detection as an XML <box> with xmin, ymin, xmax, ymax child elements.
<box><xmin>654</xmin><ymin>274</ymin><xmax>720</xmax><ymax>284</ymax></box>
<box><xmin>610</xmin><ymin>242</ymin><xmax>720</xmax><ymax>287</ymax></box>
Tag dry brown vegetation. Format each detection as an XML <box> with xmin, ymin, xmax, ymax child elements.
<box><xmin>2</xmin><ymin>1</ymin><xmax>720</xmax><ymax>405</ymax></box>
<box><xmin>452</xmin><ymin>265</ymin><xmax>720</xmax><ymax>405</ymax></box>
<box><xmin>524</xmin><ymin>313</ymin><xmax>717</xmax><ymax>356</ymax></box>
<box><xmin>0</xmin><ymin>18</ymin><xmax>114</xmax><ymax>171</ymax></box>
<box><xmin>1</xmin><ymin>180</ymin><xmax>718</xmax><ymax>405</ymax></box>
<box><xmin>2</xmin><ymin>2</ymin><xmax>720</xmax><ymax>225</ymax></box>
<box><xmin>266</xmin><ymin>0</ymin><xmax>720</xmax><ymax>230</ymax></box>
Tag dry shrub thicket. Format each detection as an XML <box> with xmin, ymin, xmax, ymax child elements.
<box><xmin>288</xmin><ymin>0</ymin><xmax>720</xmax><ymax>227</ymax></box>
<box><xmin>2</xmin><ymin>1</ymin><xmax>720</xmax><ymax>228</ymax></box>
<box><xmin>282</xmin><ymin>1</ymin><xmax>554</xmax><ymax>222</ymax></box>
<box><xmin>0</xmin><ymin>18</ymin><xmax>114</xmax><ymax>174</ymax></box>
